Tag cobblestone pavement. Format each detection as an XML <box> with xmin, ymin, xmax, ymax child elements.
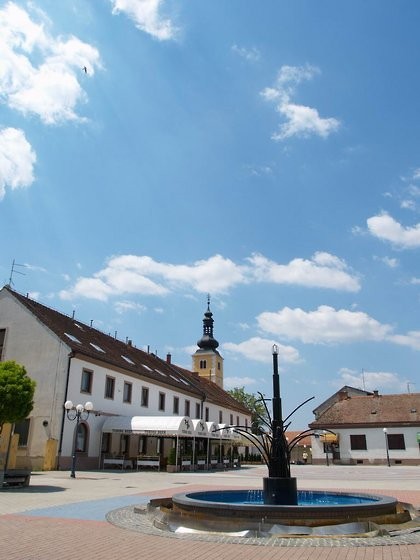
<box><xmin>1</xmin><ymin>465</ymin><xmax>420</xmax><ymax>559</ymax></box>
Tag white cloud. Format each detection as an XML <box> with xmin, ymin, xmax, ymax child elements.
<box><xmin>374</xmin><ymin>255</ymin><xmax>399</xmax><ymax>268</ymax></box>
<box><xmin>400</xmin><ymin>199</ymin><xmax>416</xmax><ymax>211</ymax></box>
<box><xmin>248</xmin><ymin>252</ymin><xmax>360</xmax><ymax>292</ymax></box>
<box><xmin>60</xmin><ymin>254</ymin><xmax>247</xmax><ymax>300</ymax></box>
<box><xmin>59</xmin><ymin>251</ymin><xmax>361</xmax><ymax>302</ymax></box>
<box><xmin>0</xmin><ymin>2</ymin><xmax>101</xmax><ymax>124</ymax></box>
<box><xmin>222</xmin><ymin>337</ymin><xmax>300</xmax><ymax>364</ymax></box>
<box><xmin>412</xmin><ymin>168</ymin><xmax>420</xmax><ymax>181</ymax></box>
<box><xmin>261</xmin><ymin>64</ymin><xmax>340</xmax><ymax>141</ymax></box>
<box><xmin>114</xmin><ymin>300</ymin><xmax>147</xmax><ymax>314</ymax></box>
<box><xmin>408</xmin><ymin>184</ymin><xmax>420</xmax><ymax>196</ymax></box>
<box><xmin>60</xmin><ymin>277</ymin><xmax>113</xmax><ymax>302</ymax></box>
<box><xmin>110</xmin><ymin>0</ymin><xmax>177</xmax><ymax>40</ymax></box>
<box><xmin>0</xmin><ymin>127</ymin><xmax>36</xmax><ymax>199</ymax></box>
<box><xmin>224</xmin><ymin>376</ymin><xmax>257</xmax><ymax>390</ymax></box>
<box><xmin>388</xmin><ymin>331</ymin><xmax>420</xmax><ymax>351</ymax></box>
<box><xmin>232</xmin><ymin>44</ymin><xmax>260</xmax><ymax>62</ymax></box>
<box><xmin>257</xmin><ymin>305</ymin><xmax>392</xmax><ymax>344</ymax></box>
<box><xmin>367</xmin><ymin>212</ymin><xmax>420</xmax><ymax>248</ymax></box>
<box><xmin>335</xmin><ymin>368</ymin><xmax>406</xmax><ymax>393</ymax></box>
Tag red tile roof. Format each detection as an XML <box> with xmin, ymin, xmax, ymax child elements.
<box><xmin>5</xmin><ymin>287</ymin><xmax>250</xmax><ymax>415</ymax></box>
<box><xmin>309</xmin><ymin>392</ymin><xmax>420</xmax><ymax>429</ymax></box>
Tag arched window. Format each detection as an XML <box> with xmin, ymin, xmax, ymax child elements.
<box><xmin>75</xmin><ymin>423</ymin><xmax>88</xmax><ymax>452</ymax></box>
<box><xmin>199</xmin><ymin>359</ymin><xmax>207</xmax><ymax>369</ymax></box>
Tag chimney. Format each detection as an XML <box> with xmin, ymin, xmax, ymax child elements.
<box><xmin>127</xmin><ymin>339</ymin><xmax>132</xmax><ymax>347</ymax></box>
<box><xmin>373</xmin><ymin>390</ymin><xmax>379</xmax><ymax>397</ymax></box>
<box><xmin>166</xmin><ymin>353</ymin><xmax>172</xmax><ymax>364</ymax></box>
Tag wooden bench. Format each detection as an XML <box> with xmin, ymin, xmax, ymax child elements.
<box><xmin>136</xmin><ymin>456</ymin><xmax>160</xmax><ymax>471</ymax></box>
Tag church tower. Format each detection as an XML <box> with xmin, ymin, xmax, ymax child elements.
<box><xmin>192</xmin><ymin>296</ymin><xmax>224</xmax><ymax>388</ymax></box>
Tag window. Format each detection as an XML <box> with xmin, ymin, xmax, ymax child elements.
<box><xmin>217</xmin><ymin>362</ymin><xmax>221</xmax><ymax>370</ymax></box>
<box><xmin>105</xmin><ymin>376</ymin><xmax>115</xmax><ymax>399</ymax></box>
<box><xmin>230</xmin><ymin>414</ymin><xmax>233</xmax><ymax>425</ymax></box>
<box><xmin>14</xmin><ymin>418</ymin><xmax>30</xmax><ymax>447</ymax></box>
<box><xmin>387</xmin><ymin>433</ymin><xmax>406</xmax><ymax>450</ymax></box>
<box><xmin>123</xmin><ymin>381</ymin><xmax>132</xmax><ymax>403</ymax></box>
<box><xmin>81</xmin><ymin>369</ymin><xmax>93</xmax><ymax>394</ymax></box>
<box><xmin>199</xmin><ymin>359</ymin><xmax>207</xmax><ymax>369</ymax></box>
<box><xmin>76</xmin><ymin>423</ymin><xmax>88</xmax><ymax>452</ymax></box>
<box><xmin>120</xmin><ymin>434</ymin><xmax>129</xmax><ymax>455</ymax></box>
<box><xmin>101</xmin><ymin>433</ymin><xmax>111</xmax><ymax>453</ymax></box>
<box><xmin>219</xmin><ymin>410</ymin><xmax>223</xmax><ymax>423</ymax></box>
<box><xmin>205</xmin><ymin>407</ymin><xmax>209</xmax><ymax>422</ymax></box>
<box><xmin>173</xmin><ymin>396</ymin><xmax>179</xmax><ymax>414</ymax></box>
<box><xmin>350</xmin><ymin>434</ymin><xmax>367</xmax><ymax>450</ymax></box>
<box><xmin>0</xmin><ymin>329</ymin><xmax>5</xmax><ymax>360</ymax></box>
<box><xmin>236</xmin><ymin>416</ymin><xmax>240</xmax><ymax>426</ymax></box>
<box><xmin>159</xmin><ymin>392</ymin><xmax>166</xmax><ymax>411</ymax></box>
<box><xmin>139</xmin><ymin>436</ymin><xmax>147</xmax><ymax>454</ymax></box>
<box><xmin>195</xmin><ymin>403</ymin><xmax>201</xmax><ymax>419</ymax></box>
<box><xmin>141</xmin><ymin>386</ymin><xmax>149</xmax><ymax>407</ymax></box>
<box><xmin>184</xmin><ymin>400</ymin><xmax>190</xmax><ymax>417</ymax></box>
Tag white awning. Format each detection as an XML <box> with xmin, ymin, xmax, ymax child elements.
<box><xmin>192</xmin><ymin>419</ymin><xmax>209</xmax><ymax>437</ymax></box>
<box><xmin>217</xmin><ymin>423</ymin><xmax>233</xmax><ymax>440</ymax></box>
<box><xmin>101</xmin><ymin>416</ymin><xmax>194</xmax><ymax>437</ymax></box>
<box><xmin>206</xmin><ymin>421</ymin><xmax>220</xmax><ymax>438</ymax></box>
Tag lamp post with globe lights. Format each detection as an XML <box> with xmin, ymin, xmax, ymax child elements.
<box><xmin>64</xmin><ymin>400</ymin><xmax>93</xmax><ymax>478</ymax></box>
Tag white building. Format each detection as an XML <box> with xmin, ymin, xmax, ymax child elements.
<box><xmin>0</xmin><ymin>286</ymin><xmax>251</xmax><ymax>471</ymax></box>
<box><xmin>309</xmin><ymin>388</ymin><xmax>420</xmax><ymax>466</ymax></box>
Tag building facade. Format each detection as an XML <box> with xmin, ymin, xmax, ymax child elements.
<box><xmin>0</xmin><ymin>286</ymin><xmax>251</xmax><ymax>471</ymax></box>
<box><xmin>309</xmin><ymin>388</ymin><xmax>420</xmax><ymax>466</ymax></box>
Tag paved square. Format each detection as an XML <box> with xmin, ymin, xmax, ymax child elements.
<box><xmin>1</xmin><ymin>465</ymin><xmax>420</xmax><ymax>559</ymax></box>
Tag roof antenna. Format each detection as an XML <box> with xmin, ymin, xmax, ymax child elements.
<box><xmin>7</xmin><ymin>259</ymin><xmax>26</xmax><ymax>287</ymax></box>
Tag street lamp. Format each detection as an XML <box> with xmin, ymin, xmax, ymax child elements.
<box><xmin>64</xmin><ymin>400</ymin><xmax>93</xmax><ymax>478</ymax></box>
<box><xmin>383</xmin><ymin>427</ymin><xmax>391</xmax><ymax>467</ymax></box>
<box><xmin>323</xmin><ymin>430</ymin><xmax>330</xmax><ymax>466</ymax></box>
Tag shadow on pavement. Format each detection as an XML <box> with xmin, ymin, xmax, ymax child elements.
<box><xmin>1</xmin><ymin>485</ymin><xmax>66</xmax><ymax>493</ymax></box>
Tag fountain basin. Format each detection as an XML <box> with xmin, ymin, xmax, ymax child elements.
<box><xmin>167</xmin><ymin>489</ymin><xmax>401</xmax><ymax>529</ymax></box>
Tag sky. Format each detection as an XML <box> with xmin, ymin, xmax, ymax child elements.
<box><xmin>1</xmin><ymin>0</ymin><xmax>420</xmax><ymax>428</ymax></box>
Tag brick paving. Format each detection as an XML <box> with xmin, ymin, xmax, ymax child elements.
<box><xmin>1</xmin><ymin>465</ymin><xmax>420</xmax><ymax>559</ymax></box>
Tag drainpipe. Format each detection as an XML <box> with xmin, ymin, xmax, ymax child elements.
<box><xmin>57</xmin><ymin>351</ymin><xmax>74</xmax><ymax>470</ymax></box>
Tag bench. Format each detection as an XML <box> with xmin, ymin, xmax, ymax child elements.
<box><xmin>3</xmin><ymin>469</ymin><xmax>31</xmax><ymax>487</ymax></box>
<box><xmin>136</xmin><ymin>457</ymin><xmax>160</xmax><ymax>471</ymax></box>
<box><xmin>103</xmin><ymin>457</ymin><xmax>131</xmax><ymax>470</ymax></box>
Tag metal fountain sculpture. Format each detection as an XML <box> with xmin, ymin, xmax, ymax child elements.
<box><xmin>230</xmin><ymin>345</ymin><xmax>325</xmax><ymax>505</ymax></box>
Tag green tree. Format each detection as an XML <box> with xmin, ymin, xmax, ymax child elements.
<box><xmin>0</xmin><ymin>361</ymin><xmax>36</xmax><ymax>434</ymax></box>
<box><xmin>227</xmin><ymin>387</ymin><xmax>269</xmax><ymax>433</ymax></box>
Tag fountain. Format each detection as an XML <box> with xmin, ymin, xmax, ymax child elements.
<box><xmin>143</xmin><ymin>347</ymin><xmax>412</xmax><ymax>538</ymax></box>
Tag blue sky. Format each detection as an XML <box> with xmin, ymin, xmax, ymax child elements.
<box><xmin>1</xmin><ymin>1</ymin><xmax>420</xmax><ymax>427</ymax></box>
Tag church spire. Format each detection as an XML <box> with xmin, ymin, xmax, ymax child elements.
<box><xmin>197</xmin><ymin>295</ymin><xmax>219</xmax><ymax>350</ymax></box>
<box><xmin>192</xmin><ymin>296</ymin><xmax>224</xmax><ymax>388</ymax></box>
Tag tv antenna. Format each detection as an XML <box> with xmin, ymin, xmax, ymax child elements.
<box><xmin>7</xmin><ymin>259</ymin><xmax>26</xmax><ymax>287</ymax></box>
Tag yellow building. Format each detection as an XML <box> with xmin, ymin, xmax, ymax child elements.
<box><xmin>192</xmin><ymin>298</ymin><xmax>224</xmax><ymax>388</ymax></box>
